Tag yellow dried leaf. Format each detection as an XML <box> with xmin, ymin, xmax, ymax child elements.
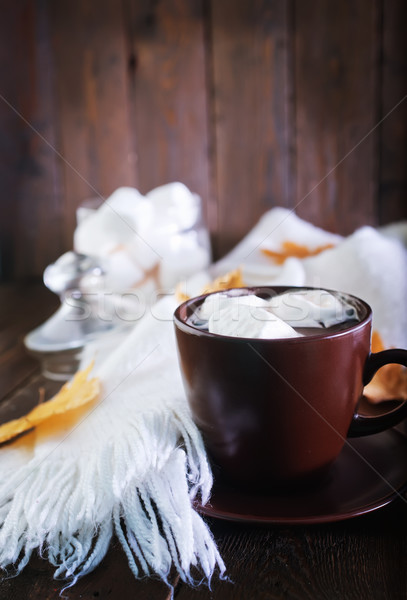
<box><xmin>175</xmin><ymin>268</ymin><xmax>245</xmax><ymax>303</ymax></box>
<box><xmin>0</xmin><ymin>364</ymin><xmax>100</xmax><ymax>444</ymax></box>
<box><xmin>262</xmin><ymin>241</ymin><xmax>335</xmax><ymax>264</ymax></box>
<box><xmin>201</xmin><ymin>268</ymin><xmax>244</xmax><ymax>295</ymax></box>
<box><xmin>175</xmin><ymin>282</ymin><xmax>191</xmax><ymax>304</ymax></box>
<box><xmin>364</xmin><ymin>331</ymin><xmax>407</xmax><ymax>403</ymax></box>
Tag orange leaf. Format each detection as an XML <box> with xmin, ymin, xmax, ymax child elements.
<box><xmin>364</xmin><ymin>331</ymin><xmax>407</xmax><ymax>403</ymax></box>
<box><xmin>262</xmin><ymin>241</ymin><xmax>335</xmax><ymax>264</ymax></box>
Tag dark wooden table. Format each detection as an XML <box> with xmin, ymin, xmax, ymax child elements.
<box><xmin>1</xmin><ymin>283</ymin><xmax>407</xmax><ymax>600</ymax></box>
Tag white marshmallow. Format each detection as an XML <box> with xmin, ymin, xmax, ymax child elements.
<box><xmin>208</xmin><ymin>302</ymin><xmax>301</xmax><ymax>339</ymax></box>
<box><xmin>268</xmin><ymin>290</ymin><xmax>358</xmax><ymax>328</ymax></box>
<box><xmin>198</xmin><ymin>292</ymin><xmax>269</xmax><ymax>322</ymax></box>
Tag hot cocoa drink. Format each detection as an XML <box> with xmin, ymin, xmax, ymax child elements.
<box><xmin>186</xmin><ymin>287</ymin><xmax>360</xmax><ymax>339</ymax></box>
<box><xmin>174</xmin><ymin>286</ymin><xmax>407</xmax><ymax>489</ymax></box>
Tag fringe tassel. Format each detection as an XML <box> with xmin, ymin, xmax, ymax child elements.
<box><xmin>0</xmin><ymin>297</ymin><xmax>226</xmax><ymax>590</ymax></box>
<box><xmin>0</xmin><ymin>405</ymin><xmax>226</xmax><ymax>590</ymax></box>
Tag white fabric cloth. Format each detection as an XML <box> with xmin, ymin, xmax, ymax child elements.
<box><xmin>212</xmin><ymin>208</ymin><xmax>407</xmax><ymax>349</ymax></box>
<box><xmin>0</xmin><ymin>206</ymin><xmax>406</xmax><ymax>592</ymax></box>
<box><xmin>213</xmin><ymin>207</ymin><xmax>342</xmax><ymax>286</ymax></box>
<box><xmin>303</xmin><ymin>226</ymin><xmax>407</xmax><ymax>348</ymax></box>
<box><xmin>0</xmin><ymin>297</ymin><xmax>225</xmax><ymax>592</ymax></box>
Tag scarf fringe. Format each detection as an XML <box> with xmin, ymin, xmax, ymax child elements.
<box><xmin>0</xmin><ymin>406</ymin><xmax>226</xmax><ymax>590</ymax></box>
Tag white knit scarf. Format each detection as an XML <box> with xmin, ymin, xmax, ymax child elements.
<box><xmin>0</xmin><ymin>296</ymin><xmax>225</xmax><ymax>592</ymax></box>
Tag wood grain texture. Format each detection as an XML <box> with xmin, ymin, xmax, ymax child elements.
<box><xmin>211</xmin><ymin>0</ymin><xmax>295</xmax><ymax>257</ymax></box>
<box><xmin>48</xmin><ymin>0</ymin><xmax>137</xmax><ymax>251</ymax></box>
<box><xmin>0</xmin><ymin>0</ymin><xmax>64</xmax><ymax>279</ymax></box>
<box><xmin>379</xmin><ymin>0</ymin><xmax>407</xmax><ymax>224</ymax></box>
<box><xmin>294</xmin><ymin>0</ymin><xmax>379</xmax><ymax>235</ymax></box>
<box><xmin>123</xmin><ymin>0</ymin><xmax>212</xmax><ymax>229</ymax></box>
<box><xmin>0</xmin><ymin>283</ymin><xmax>58</xmax><ymax>398</ymax></box>
<box><xmin>175</xmin><ymin>505</ymin><xmax>407</xmax><ymax>599</ymax></box>
<box><xmin>0</xmin><ymin>372</ymin><xmax>61</xmax><ymax>425</ymax></box>
<box><xmin>0</xmin><ymin>0</ymin><xmax>406</xmax><ymax>278</ymax></box>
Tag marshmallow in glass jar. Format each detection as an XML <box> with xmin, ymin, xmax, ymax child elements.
<box><xmin>74</xmin><ymin>183</ymin><xmax>211</xmax><ymax>298</ymax></box>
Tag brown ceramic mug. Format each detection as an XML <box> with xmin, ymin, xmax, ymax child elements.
<box><xmin>174</xmin><ymin>286</ymin><xmax>407</xmax><ymax>489</ymax></box>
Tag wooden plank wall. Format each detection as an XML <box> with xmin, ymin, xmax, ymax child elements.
<box><xmin>0</xmin><ymin>0</ymin><xmax>406</xmax><ymax>280</ymax></box>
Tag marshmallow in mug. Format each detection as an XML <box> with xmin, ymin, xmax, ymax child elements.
<box><xmin>190</xmin><ymin>289</ymin><xmax>359</xmax><ymax>339</ymax></box>
<box><xmin>269</xmin><ymin>289</ymin><xmax>358</xmax><ymax>328</ymax></box>
<box><xmin>209</xmin><ymin>304</ymin><xmax>301</xmax><ymax>339</ymax></box>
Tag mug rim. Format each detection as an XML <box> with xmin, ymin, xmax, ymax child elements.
<box><xmin>173</xmin><ymin>285</ymin><xmax>372</xmax><ymax>344</ymax></box>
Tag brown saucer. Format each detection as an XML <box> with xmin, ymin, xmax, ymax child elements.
<box><xmin>196</xmin><ymin>429</ymin><xmax>407</xmax><ymax>524</ymax></box>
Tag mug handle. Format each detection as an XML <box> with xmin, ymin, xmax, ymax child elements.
<box><xmin>348</xmin><ymin>349</ymin><xmax>407</xmax><ymax>437</ymax></box>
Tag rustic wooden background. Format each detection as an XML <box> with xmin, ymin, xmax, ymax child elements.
<box><xmin>0</xmin><ymin>0</ymin><xmax>406</xmax><ymax>281</ymax></box>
